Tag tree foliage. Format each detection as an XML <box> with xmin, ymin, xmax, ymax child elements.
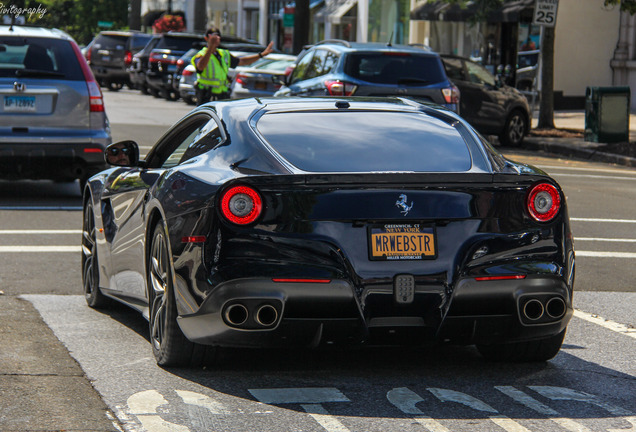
<box><xmin>605</xmin><ymin>0</ymin><xmax>636</xmax><ymax>14</ymax></box>
<box><xmin>24</xmin><ymin>0</ymin><xmax>129</xmax><ymax>45</ymax></box>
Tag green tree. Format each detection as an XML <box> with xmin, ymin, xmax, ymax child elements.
<box><xmin>25</xmin><ymin>0</ymin><xmax>129</xmax><ymax>45</ymax></box>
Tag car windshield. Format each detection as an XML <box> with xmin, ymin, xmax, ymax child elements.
<box><xmin>0</xmin><ymin>37</ymin><xmax>83</xmax><ymax>80</ymax></box>
<box><xmin>130</xmin><ymin>34</ymin><xmax>153</xmax><ymax>50</ymax></box>
<box><xmin>156</xmin><ymin>36</ymin><xmax>202</xmax><ymax>51</ymax></box>
<box><xmin>344</xmin><ymin>53</ymin><xmax>447</xmax><ymax>85</ymax></box>
<box><xmin>257</xmin><ymin>110</ymin><xmax>472</xmax><ymax>172</ymax></box>
<box><xmin>253</xmin><ymin>58</ymin><xmax>295</xmax><ymax>72</ymax></box>
<box><xmin>93</xmin><ymin>34</ymin><xmax>126</xmax><ymax>50</ymax></box>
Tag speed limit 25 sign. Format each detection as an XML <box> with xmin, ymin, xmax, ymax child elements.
<box><xmin>533</xmin><ymin>0</ymin><xmax>559</xmax><ymax>27</ymax></box>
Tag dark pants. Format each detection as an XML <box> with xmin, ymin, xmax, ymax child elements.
<box><xmin>196</xmin><ymin>86</ymin><xmax>230</xmax><ymax>105</ymax></box>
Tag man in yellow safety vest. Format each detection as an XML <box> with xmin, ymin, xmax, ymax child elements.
<box><xmin>192</xmin><ymin>27</ymin><xmax>274</xmax><ymax>105</ymax></box>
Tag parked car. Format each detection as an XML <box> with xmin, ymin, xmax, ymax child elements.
<box><xmin>0</xmin><ymin>25</ymin><xmax>111</xmax><ymax>190</ymax></box>
<box><xmin>128</xmin><ymin>34</ymin><xmax>160</xmax><ymax>94</ymax></box>
<box><xmin>516</xmin><ymin>49</ymin><xmax>540</xmax><ymax>92</ymax></box>
<box><xmin>176</xmin><ymin>38</ymin><xmax>268</xmax><ymax>104</ymax></box>
<box><xmin>441</xmin><ymin>55</ymin><xmax>531</xmax><ymax>146</ymax></box>
<box><xmin>82</xmin><ymin>96</ymin><xmax>574</xmax><ymax>367</ymax></box>
<box><xmin>230</xmin><ymin>53</ymin><xmax>297</xmax><ymax>99</ymax></box>
<box><xmin>274</xmin><ymin>40</ymin><xmax>459</xmax><ymax>112</ymax></box>
<box><xmin>86</xmin><ymin>30</ymin><xmax>153</xmax><ymax>91</ymax></box>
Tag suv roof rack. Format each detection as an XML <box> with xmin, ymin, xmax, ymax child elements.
<box><xmin>316</xmin><ymin>39</ymin><xmax>351</xmax><ymax>48</ymax></box>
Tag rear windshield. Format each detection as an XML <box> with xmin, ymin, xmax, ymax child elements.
<box><xmin>256</xmin><ymin>111</ymin><xmax>471</xmax><ymax>172</ymax></box>
<box><xmin>93</xmin><ymin>34</ymin><xmax>127</xmax><ymax>50</ymax></box>
<box><xmin>0</xmin><ymin>37</ymin><xmax>84</xmax><ymax>80</ymax></box>
<box><xmin>156</xmin><ymin>36</ymin><xmax>202</xmax><ymax>51</ymax></box>
<box><xmin>130</xmin><ymin>34</ymin><xmax>153</xmax><ymax>50</ymax></box>
<box><xmin>344</xmin><ymin>53</ymin><xmax>447</xmax><ymax>85</ymax></box>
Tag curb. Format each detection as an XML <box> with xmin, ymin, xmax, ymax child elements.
<box><xmin>523</xmin><ymin>137</ymin><xmax>636</xmax><ymax>168</ymax></box>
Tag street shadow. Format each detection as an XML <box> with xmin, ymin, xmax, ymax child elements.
<box><xmin>0</xmin><ymin>179</ymin><xmax>82</xmax><ymax>208</ymax></box>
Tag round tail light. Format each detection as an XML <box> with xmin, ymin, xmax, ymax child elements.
<box><xmin>220</xmin><ymin>185</ymin><xmax>262</xmax><ymax>225</ymax></box>
<box><xmin>527</xmin><ymin>183</ymin><xmax>561</xmax><ymax>222</ymax></box>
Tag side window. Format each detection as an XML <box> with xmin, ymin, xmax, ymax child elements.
<box><xmin>305</xmin><ymin>49</ymin><xmax>328</xmax><ymax>79</ymax></box>
<box><xmin>466</xmin><ymin>61</ymin><xmax>496</xmax><ymax>87</ymax></box>
<box><xmin>151</xmin><ymin>115</ymin><xmax>210</xmax><ymax>169</ymax></box>
<box><xmin>443</xmin><ymin>58</ymin><xmax>466</xmax><ymax>82</ymax></box>
<box><xmin>322</xmin><ymin>51</ymin><xmax>339</xmax><ymax>74</ymax></box>
<box><xmin>179</xmin><ymin>118</ymin><xmax>224</xmax><ymax>163</ymax></box>
<box><xmin>290</xmin><ymin>51</ymin><xmax>314</xmax><ymax>84</ymax></box>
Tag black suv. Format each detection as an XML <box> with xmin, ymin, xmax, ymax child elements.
<box><xmin>440</xmin><ymin>55</ymin><xmax>530</xmax><ymax>146</ymax></box>
<box><xmin>145</xmin><ymin>32</ymin><xmax>204</xmax><ymax>100</ymax></box>
<box><xmin>87</xmin><ymin>30</ymin><xmax>153</xmax><ymax>91</ymax></box>
<box><xmin>274</xmin><ymin>40</ymin><xmax>459</xmax><ymax>112</ymax></box>
<box><xmin>128</xmin><ymin>34</ymin><xmax>160</xmax><ymax>94</ymax></box>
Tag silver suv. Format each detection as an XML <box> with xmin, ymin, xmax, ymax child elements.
<box><xmin>0</xmin><ymin>25</ymin><xmax>111</xmax><ymax>189</ymax></box>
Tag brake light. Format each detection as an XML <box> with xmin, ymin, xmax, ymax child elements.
<box><xmin>220</xmin><ymin>185</ymin><xmax>263</xmax><ymax>225</ymax></box>
<box><xmin>475</xmin><ymin>275</ymin><xmax>526</xmax><ymax>281</ymax></box>
<box><xmin>124</xmin><ymin>50</ymin><xmax>132</xmax><ymax>67</ymax></box>
<box><xmin>69</xmin><ymin>40</ymin><xmax>104</xmax><ymax>113</ymax></box>
<box><xmin>235</xmin><ymin>73</ymin><xmax>246</xmax><ymax>85</ymax></box>
<box><xmin>325</xmin><ymin>80</ymin><xmax>357</xmax><ymax>96</ymax></box>
<box><xmin>150</xmin><ymin>52</ymin><xmax>178</xmax><ymax>65</ymax></box>
<box><xmin>442</xmin><ymin>85</ymin><xmax>460</xmax><ymax>104</ymax></box>
<box><xmin>527</xmin><ymin>183</ymin><xmax>561</xmax><ymax>222</ymax></box>
<box><xmin>182</xmin><ymin>68</ymin><xmax>194</xmax><ymax>77</ymax></box>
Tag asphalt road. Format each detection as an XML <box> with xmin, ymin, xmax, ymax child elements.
<box><xmin>0</xmin><ymin>90</ymin><xmax>634</xmax><ymax>431</ymax></box>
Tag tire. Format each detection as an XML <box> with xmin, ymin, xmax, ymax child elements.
<box><xmin>140</xmin><ymin>85</ymin><xmax>150</xmax><ymax>95</ymax></box>
<box><xmin>148</xmin><ymin>221</ymin><xmax>216</xmax><ymax>367</ymax></box>
<box><xmin>476</xmin><ymin>329</ymin><xmax>566</xmax><ymax>362</ymax></box>
<box><xmin>163</xmin><ymin>89</ymin><xmax>179</xmax><ymax>101</ymax></box>
<box><xmin>499</xmin><ymin>109</ymin><xmax>528</xmax><ymax>147</ymax></box>
<box><xmin>82</xmin><ymin>201</ymin><xmax>110</xmax><ymax>308</ymax></box>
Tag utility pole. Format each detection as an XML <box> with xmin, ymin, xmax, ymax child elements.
<box><xmin>293</xmin><ymin>0</ymin><xmax>310</xmax><ymax>54</ymax></box>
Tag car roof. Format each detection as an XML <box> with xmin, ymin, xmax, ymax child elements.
<box><xmin>309</xmin><ymin>40</ymin><xmax>437</xmax><ymax>56</ymax></box>
<box><xmin>0</xmin><ymin>25</ymin><xmax>72</xmax><ymax>40</ymax></box>
<box><xmin>97</xmin><ymin>30</ymin><xmax>147</xmax><ymax>37</ymax></box>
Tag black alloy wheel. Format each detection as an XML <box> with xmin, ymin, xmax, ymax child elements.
<box><xmin>82</xmin><ymin>201</ymin><xmax>109</xmax><ymax>308</ymax></box>
<box><xmin>499</xmin><ymin>109</ymin><xmax>528</xmax><ymax>147</ymax></box>
<box><xmin>148</xmin><ymin>221</ymin><xmax>200</xmax><ymax>366</ymax></box>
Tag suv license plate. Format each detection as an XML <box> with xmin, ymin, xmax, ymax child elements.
<box><xmin>368</xmin><ymin>224</ymin><xmax>436</xmax><ymax>261</ymax></box>
<box><xmin>4</xmin><ymin>95</ymin><xmax>36</xmax><ymax>112</ymax></box>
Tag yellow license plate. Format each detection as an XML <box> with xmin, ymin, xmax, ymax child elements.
<box><xmin>369</xmin><ymin>224</ymin><xmax>436</xmax><ymax>261</ymax></box>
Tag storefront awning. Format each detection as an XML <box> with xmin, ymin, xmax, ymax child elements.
<box><xmin>410</xmin><ymin>0</ymin><xmax>534</xmax><ymax>23</ymax></box>
<box><xmin>315</xmin><ymin>0</ymin><xmax>357</xmax><ymax>25</ymax></box>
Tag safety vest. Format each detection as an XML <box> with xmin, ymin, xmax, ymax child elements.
<box><xmin>192</xmin><ymin>48</ymin><xmax>231</xmax><ymax>94</ymax></box>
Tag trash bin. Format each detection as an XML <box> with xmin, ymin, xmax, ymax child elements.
<box><xmin>585</xmin><ymin>86</ymin><xmax>631</xmax><ymax>143</ymax></box>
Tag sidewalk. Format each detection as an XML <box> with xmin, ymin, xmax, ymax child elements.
<box><xmin>524</xmin><ymin>110</ymin><xmax>636</xmax><ymax>167</ymax></box>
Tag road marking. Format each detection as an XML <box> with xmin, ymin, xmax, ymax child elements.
<box><xmin>387</xmin><ymin>388</ymin><xmax>452</xmax><ymax>432</ymax></box>
<box><xmin>428</xmin><ymin>388</ymin><xmax>532</xmax><ymax>432</ymax></box>
<box><xmin>495</xmin><ymin>386</ymin><xmax>593</xmax><ymax>432</ymax></box>
<box><xmin>537</xmin><ymin>165</ymin><xmax>636</xmax><ymax>175</ymax></box>
<box><xmin>249</xmin><ymin>387</ymin><xmax>350</xmax><ymax>432</ymax></box>
<box><xmin>127</xmin><ymin>390</ymin><xmax>190</xmax><ymax>432</ymax></box>
<box><xmin>0</xmin><ymin>206</ymin><xmax>82</xmax><ymax>211</ymax></box>
<box><xmin>573</xmin><ymin>310</ymin><xmax>636</xmax><ymax>339</ymax></box>
<box><xmin>0</xmin><ymin>246</ymin><xmax>80</xmax><ymax>252</ymax></box>
<box><xmin>176</xmin><ymin>390</ymin><xmax>229</xmax><ymax>415</ymax></box>
<box><xmin>575</xmin><ymin>251</ymin><xmax>636</xmax><ymax>258</ymax></box>
<box><xmin>576</xmin><ymin>237</ymin><xmax>636</xmax><ymax>243</ymax></box>
<box><xmin>551</xmin><ymin>173</ymin><xmax>636</xmax><ymax>181</ymax></box>
<box><xmin>571</xmin><ymin>217</ymin><xmax>636</xmax><ymax>223</ymax></box>
<box><xmin>0</xmin><ymin>229</ymin><xmax>81</xmax><ymax>234</ymax></box>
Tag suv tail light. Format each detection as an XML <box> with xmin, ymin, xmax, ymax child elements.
<box><xmin>182</xmin><ymin>68</ymin><xmax>194</xmax><ymax>77</ymax></box>
<box><xmin>220</xmin><ymin>185</ymin><xmax>263</xmax><ymax>225</ymax></box>
<box><xmin>235</xmin><ymin>73</ymin><xmax>246</xmax><ymax>85</ymax></box>
<box><xmin>442</xmin><ymin>85</ymin><xmax>460</xmax><ymax>104</ymax></box>
<box><xmin>150</xmin><ymin>52</ymin><xmax>179</xmax><ymax>65</ymax></box>
<box><xmin>69</xmin><ymin>40</ymin><xmax>104</xmax><ymax>113</ymax></box>
<box><xmin>527</xmin><ymin>183</ymin><xmax>561</xmax><ymax>222</ymax></box>
<box><xmin>325</xmin><ymin>80</ymin><xmax>357</xmax><ymax>96</ymax></box>
<box><xmin>124</xmin><ymin>50</ymin><xmax>133</xmax><ymax>67</ymax></box>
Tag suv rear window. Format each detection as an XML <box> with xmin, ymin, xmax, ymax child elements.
<box><xmin>129</xmin><ymin>34</ymin><xmax>153</xmax><ymax>51</ymax></box>
<box><xmin>156</xmin><ymin>36</ymin><xmax>202</xmax><ymax>51</ymax></box>
<box><xmin>0</xmin><ymin>37</ymin><xmax>84</xmax><ymax>80</ymax></box>
<box><xmin>256</xmin><ymin>111</ymin><xmax>471</xmax><ymax>172</ymax></box>
<box><xmin>344</xmin><ymin>53</ymin><xmax>447</xmax><ymax>85</ymax></box>
<box><xmin>93</xmin><ymin>34</ymin><xmax>127</xmax><ymax>50</ymax></box>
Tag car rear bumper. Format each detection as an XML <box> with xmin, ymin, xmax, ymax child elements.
<box><xmin>91</xmin><ymin>66</ymin><xmax>129</xmax><ymax>82</ymax></box>
<box><xmin>175</xmin><ymin>274</ymin><xmax>572</xmax><ymax>348</ymax></box>
<box><xmin>0</xmin><ymin>140</ymin><xmax>110</xmax><ymax>181</ymax></box>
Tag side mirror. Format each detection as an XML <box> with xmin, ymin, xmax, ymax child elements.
<box><xmin>105</xmin><ymin>140</ymin><xmax>140</xmax><ymax>167</ymax></box>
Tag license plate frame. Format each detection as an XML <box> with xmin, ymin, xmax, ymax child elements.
<box><xmin>368</xmin><ymin>223</ymin><xmax>437</xmax><ymax>261</ymax></box>
<box><xmin>254</xmin><ymin>81</ymin><xmax>267</xmax><ymax>90</ymax></box>
<box><xmin>4</xmin><ymin>95</ymin><xmax>36</xmax><ymax>112</ymax></box>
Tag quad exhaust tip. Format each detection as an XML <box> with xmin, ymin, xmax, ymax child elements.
<box><xmin>523</xmin><ymin>299</ymin><xmax>544</xmax><ymax>321</ymax></box>
<box><xmin>255</xmin><ymin>304</ymin><xmax>278</xmax><ymax>327</ymax></box>
<box><xmin>223</xmin><ymin>301</ymin><xmax>281</xmax><ymax>328</ymax></box>
<box><xmin>224</xmin><ymin>303</ymin><xmax>248</xmax><ymax>326</ymax></box>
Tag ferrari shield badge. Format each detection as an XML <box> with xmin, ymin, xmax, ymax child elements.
<box><xmin>395</xmin><ymin>194</ymin><xmax>413</xmax><ymax>216</ymax></box>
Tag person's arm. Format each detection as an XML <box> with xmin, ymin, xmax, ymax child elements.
<box><xmin>195</xmin><ymin>48</ymin><xmax>213</xmax><ymax>73</ymax></box>
<box><xmin>237</xmin><ymin>41</ymin><xmax>275</xmax><ymax>67</ymax></box>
